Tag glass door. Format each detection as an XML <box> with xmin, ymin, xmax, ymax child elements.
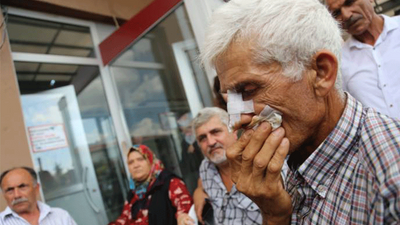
<box><xmin>21</xmin><ymin>85</ymin><xmax>109</xmax><ymax>225</ymax></box>
<box><xmin>6</xmin><ymin>9</ymin><xmax>128</xmax><ymax>224</ymax></box>
<box><xmin>108</xmin><ymin>4</ymin><xmax>212</xmax><ymax>194</ymax></box>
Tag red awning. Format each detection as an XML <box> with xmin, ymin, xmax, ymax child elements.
<box><xmin>99</xmin><ymin>0</ymin><xmax>182</xmax><ymax>66</ymax></box>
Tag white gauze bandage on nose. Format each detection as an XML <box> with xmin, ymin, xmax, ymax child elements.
<box><xmin>227</xmin><ymin>90</ymin><xmax>254</xmax><ymax>132</ymax></box>
<box><xmin>227</xmin><ymin>90</ymin><xmax>283</xmax><ymax>131</ymax></box>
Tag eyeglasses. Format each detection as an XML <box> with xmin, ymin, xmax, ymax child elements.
<box><xmin>217</xmin><ymin>192</ymin><xmax>230</xmax><ymax>224</ymax></box>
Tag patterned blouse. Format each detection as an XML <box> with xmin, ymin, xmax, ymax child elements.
<box><xmin>109</xmin><ymin>178</ymin><xmax>193</xmax><ymax>225</ymax></box>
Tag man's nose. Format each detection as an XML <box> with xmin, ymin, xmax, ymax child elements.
<box><xmin>206</xmin><ymin>135</ymin><xmax>217</xmax><ymax>146</ymax></box>
<box><xmin>13</xmin><ymin>188</ymin><xmax>22</xmax><ymax>198</ymax></box>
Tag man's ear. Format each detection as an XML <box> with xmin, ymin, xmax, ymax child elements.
<box><xmin>34</xmin><ymin>183</ymin><xmax>41</xmax><ymax>195</ymax></box>
<box><xmin>311</xmin><ymin>50</ymin><xmax>338</xmax><ymax>97</ymax></box>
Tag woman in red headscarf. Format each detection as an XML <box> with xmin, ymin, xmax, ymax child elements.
<box><xmin>109</xmin><ymin>145</ymin><xmax>194</xmax><ymax>225</ymax></box>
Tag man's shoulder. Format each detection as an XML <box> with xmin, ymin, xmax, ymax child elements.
<box><xmin>0</xmin><ymin>207</ymin><xmax>11</xmax><ymax>221</ymax></box>
<box><xmin>49</xmin><ymin>207</ymin><xmax>71</xmax><ymax>215</ymax></box>
<box><xmin>357</xmin><ymin>108</ymin><xmax>400</xmax><ymax>169</ymax></box>
<box><xmin>386</xmin><ymin>14</ymin><xmax>400</xmax><ymax>25</ymax></box>
<box><xmin>361</xmin><ymin>108</ymin><xmax>400</xmax><ymax>142</ymax></box>
<box><xmin>38</xmin><ymin>202</ymin><xmax>73</xmax><ymax>219</ymax></box>
<box><xmin>199</xmin><ymin>159</ymin><xmax>216</xmax><ymax>172</ymax></box>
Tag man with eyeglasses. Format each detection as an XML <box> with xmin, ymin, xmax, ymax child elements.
<box><xmin>326</xmin><ymin>0</ymin><xmax>400</xmax><ymax>120</ymax></box>
<box><xmin>0</xmin><ymin>167</ymin><xmax>77</xmax><ymax>225</ymax></box>
<box><xmin>192</xmin><ymin>107</ymin><xmax>262</xmax><ymax>225</ymax></box>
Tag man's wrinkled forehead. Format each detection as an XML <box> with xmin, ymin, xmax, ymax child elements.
<box><xmin>326</xmin><ymin>0</ymin><xmax>345</xmax><ymax>12</ymax></box>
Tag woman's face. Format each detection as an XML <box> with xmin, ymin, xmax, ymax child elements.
<box><xmin>128</xmin><ymin>151</ymin><xmax>151</xmax><ymax>182</ymax></box>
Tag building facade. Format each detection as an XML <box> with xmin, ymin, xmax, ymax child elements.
<box><xmin>0</xmin><ymin>0</ymin><xmax>399</xmax><ymax>224</ymax></box>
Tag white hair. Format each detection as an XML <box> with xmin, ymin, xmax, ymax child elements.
<box><xmin>200</xmin><ymin>0</ymin><xmax>344</xmax><ymax>91</ymax></box>
<box><xmin>192</xmin><ymin>107</ymin><xmax>229</xmax><ymax>133</ymax></box>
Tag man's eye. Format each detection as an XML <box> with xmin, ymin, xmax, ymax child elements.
<box><xmin>332</xmin><ymin>10</ymin><xmax>341</xmax><ymax>18</ymax></box>
<box><xmin>242</xmin><ymin>88</ymin><xmax>257</xmax><ymax>98</ymax></box>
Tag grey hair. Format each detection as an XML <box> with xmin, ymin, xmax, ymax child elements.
<box><xmin>0</xmin><ymin>167</ymin><xmax>38</xmax><ymax>190</ymax></box>
<box><xmin>200</xmin><ymin>0</ymin><xmax>344</xmax><ymax>91</ymax></box>
<box><xmin>192</xmin><ymin>107</ymin><xmax>229</xmax><ymax>134</ymax></box>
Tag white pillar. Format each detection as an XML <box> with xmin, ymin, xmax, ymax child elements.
<box><xmin>183</xmin><ymin>0</ymin><xmax>225</xmax><ymax>86</ymax></box>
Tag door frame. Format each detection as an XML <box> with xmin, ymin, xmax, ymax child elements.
<box><xmin>6</xmin><ymin>6</ymin><xmax>130</xmax><ymax>222</ymax></box>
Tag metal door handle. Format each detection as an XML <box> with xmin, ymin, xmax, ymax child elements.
<box><xmin>82</xmin><ymin>167</ymin><xmax>100</xmax><ymax>213</ymax></box>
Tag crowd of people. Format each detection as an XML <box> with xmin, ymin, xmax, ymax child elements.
<box><xmin>1</xmin><ymin>0</ymin><xmax>400</xmax><ymax>224</ymax></box>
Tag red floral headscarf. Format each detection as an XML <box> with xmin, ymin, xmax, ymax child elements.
<box><xmin>128</xmin><ymin>145</ymin><xmax>164</xmax><ymax>187</ymax></box>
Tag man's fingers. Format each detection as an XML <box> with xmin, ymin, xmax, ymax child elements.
<box><xmin>241</xmin><ymin>122</ymin><xmax>272</xmax><ymax>176</ymax></box>
<box><xmin>226</xmin><ymin>129</ymin><xmax>253</xmax><ymax>161</ymax></box>
<box><xmin>195</xmin><ymin>204</ymin><xmax>204</xmax><ymax>224</ymax></box>
<box><xmin>252</xmin><ymin>127</ymin><xmax>285</xmax><ymax>179</ymax></box>
<box><xmin>266</xmin><ymin>137</ymin><xmax>290</xmax><ymax>183</ymax></box>
<box><xmin>227</xmin><ymin>129</ymin><xmax>253</xmax><ymax>182</ymax></box>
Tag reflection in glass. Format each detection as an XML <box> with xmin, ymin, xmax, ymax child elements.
<box><xmin>18</xmin><ymin>63</ymin><xmax>127</xmax><ymax>222</ymax></box>
<box><xmin>110</xmin><ymin>5</ymin><xmax>208</xmax><ymax>194</ymax></box>
<box><xmin>21</xmin><ymin>94</ymin><xmax>80</xmax><ymax>196</ymax></box>
<box><xmin>114</xmin><ymin>38</ymin><xmax>161</xmax><ymax>63</ymax></box>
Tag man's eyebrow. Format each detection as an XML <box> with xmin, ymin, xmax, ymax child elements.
<box><xmin>210</xmin><ymin>128</ymin><xmax>222</xmax><ymax>133</ymax></box>
<box><xmin>5</xmin><ymin>187</ymin><xmax>15</xmax><ymax>192</ymax></box>
<box><xmin>4</xmin><ymin>183</ymin><xmax>29</xmax><ymax>191</ymax></box>
<box><xmin>197</xmin><ymin>134</ymin><xmax>206</xmax><ymax>140</ymax></box>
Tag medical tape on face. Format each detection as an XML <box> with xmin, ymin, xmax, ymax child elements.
<box><xmin>227</xmin><ymin>90</ymin><xmax>254</xmax><ymax>131</ymax></box>
<box><xmin>227</xmin><ymin>91</ymin><xmax>283</xmax><ymax>132</ymax></box>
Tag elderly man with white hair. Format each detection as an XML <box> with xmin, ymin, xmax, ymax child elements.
<box><xmin>200</xmin><ymin>0</ymin><xmax>400</xmax><ymax>224</ymax></box>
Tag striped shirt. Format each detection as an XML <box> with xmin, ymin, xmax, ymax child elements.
<box><xmin>0</xmin><ymin>201</ymin><xmax>77</xmax><ymax>225</ymax></box>
<box><xmin>286</xmin><ymin>94</ymin><xmax>400</xmax><ymax>224</ymax></box>
<box><xmin>199</xmin><ymin>159</ymin><xmax>262</xmax><ymax>225</ymax></box>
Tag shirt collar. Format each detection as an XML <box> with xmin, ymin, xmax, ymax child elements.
<box><xmin>377</xmin><ymin>14</ymin><xmax>398</xmax><ymax>43</ymax></box>
<box><xmin>0</xmin><ymin>201</ymin><xmax>52</xmax><ymax>222</ymax></box>
<box><xmin>297</xmin><ymin>93</ymin><xmax>364</xmax><ymax>198</ymax></box>
<box><xmin>347</xmin><ymin>14</ymin><xmax>399</xmax><ymax>49</ymax></box>
<box><xmin>0</xmin><ymin>205</ymin><xmax>14</xmax><ymax>221</ymax></box>
<box><xmin>37</xmin><ymin>201</ymin><xmax>52</xmax><ymax>222</ymax></box>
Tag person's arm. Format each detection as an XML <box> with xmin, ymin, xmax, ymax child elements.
<box><xmin>193</xmin><ymin>178</ymin><xmax>208</xmax><ymax>225</ymax></box>
<box><xmin>226</xmin><ymin>122</ymin><xmax>292</xmax><ymax>225</ymax></box>
<box><xmin>169</xmin><ymin>178</ymin><xmax>195</xmax><ymax>225</ymax></box>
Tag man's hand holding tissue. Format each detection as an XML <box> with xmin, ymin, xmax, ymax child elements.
<box><xmin>226</xmin><ymin>122</ymin><xmax>292</xmax><ymax>225</ymax></box>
